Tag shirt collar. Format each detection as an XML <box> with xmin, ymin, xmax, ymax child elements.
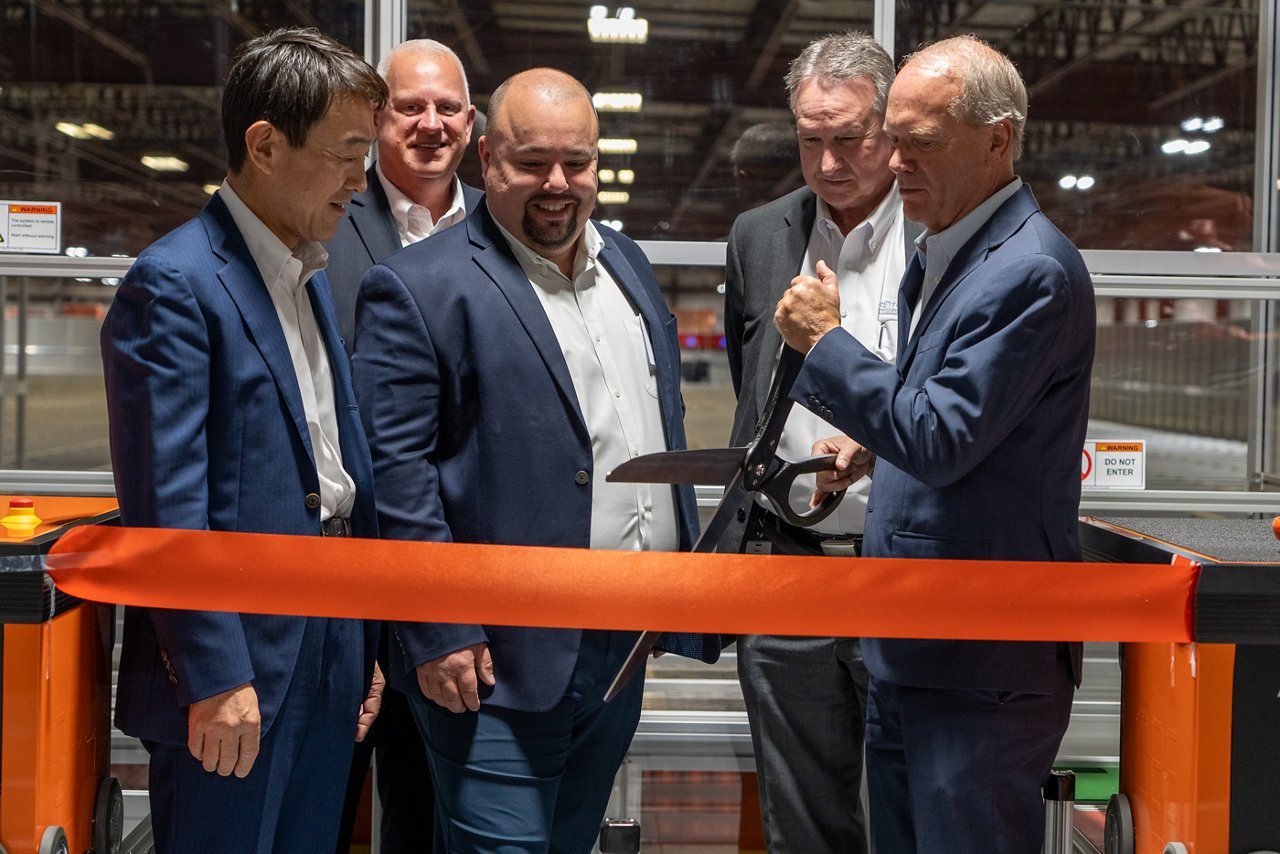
<box><xmin>219</xmin><ymin>181</ymin><xmax>327</xmax><ymax>293</ymax></box>
<box><xmin>491</xmin><ymin>209</ymin><xmax>602</xmax><ymax>282</ymax></box>
<box><xmin>376</xmin><ymin>161</ymin><xmax>468</xmax><ymax>239</ymax></box>
<box><xmin>816</xmin><ymin>181</ymin><xmax>902</xmax><ymax>254</ymax></box>
<box><xmin>917</xmin><ymin>176</ymin><xmax>1023</xmax><ymax>258</ymax></box>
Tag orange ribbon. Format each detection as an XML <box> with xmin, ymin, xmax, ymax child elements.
<box><xmin>46</xmin><ymin>525</ymin><xmax>1195</xmax><ymax>642</ymax></box>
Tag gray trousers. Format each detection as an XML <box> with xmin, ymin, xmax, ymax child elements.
<box><xmin>737</xmin><ymin>505</ymin><xmax>870</xmax><ymax>854</ymax></box>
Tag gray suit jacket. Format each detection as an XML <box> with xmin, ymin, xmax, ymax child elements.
<box><xmin>323</xmin><ymin>164</ymin><xmax>483</xmax><ymax>354</ymax></box>
<box><xmin>720</xmin><ymin>185</ymin><xmax>920</xmax><ymax>550</ymax></box>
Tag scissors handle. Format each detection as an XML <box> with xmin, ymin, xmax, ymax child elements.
<box><xmin>757</xmin><ymin>453</ymin><xmax>846</xmax><ymax>527</ymax></box>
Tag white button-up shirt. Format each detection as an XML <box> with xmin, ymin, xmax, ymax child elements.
<box><xmin>495</xmin><ymin>216</ymin><xmax>679</xmax><ymax>552</ymax></box>
<box><xmin>772</xmin><ymin>183</ymin><xmax>906</xmax><ymax>535</ymax></box>
<box><xmin>377</xmin><ymin>162</ymin><xmax>468</xmax><ymax>247</ymax></box>
<box><xmin>219</xmin><ymin>182</ymin><xmax>355</xmax><ymax>521</ymax></box>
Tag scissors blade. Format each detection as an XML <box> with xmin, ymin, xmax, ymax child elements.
<box><xmin>607</xmin><ymin>447</ymin><xmax>746</xmax><ymax>485</ymax></box>
<box><xmin>603</xmin><ymin>468</ymin><xmax>754</xmax><ymax>701</ymax></box>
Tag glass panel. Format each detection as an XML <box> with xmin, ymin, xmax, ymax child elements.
<box><xmin>896</xmin><ymin>1</ymin><xmax>1260</xmax><ymax>251</ymax></box>
<box><xmin>0</xmin><ymin>2</ymin><xmax>364</xmax><ymax>258</ymax></box>
<box><xmin>0</xmin><ymin>275</ymin><xmax>111</xmax><ymax>470</ymax></box>
<box><xmin>1091</xmin><ymin>297</ymin><xmax>1252</xmax><ymax>490</ymax></box>
<box><xmin>406</xmin><ymin>0</ymin><xmax>876</xmax><ymax>241</ymax></box>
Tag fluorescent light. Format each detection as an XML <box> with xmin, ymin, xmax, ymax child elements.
<box><xmin>141</xmin><ymin>155</ymin><xmax>189</xmax><ymax>172</ymax></box>
<box><xmin>56</xmin><ymin>121</ymin><xmax>91</xmax><ymax>139</ymax></box>
<box><xmin>588</xmin><ymin>11</ymin><xmax>648</xmax><ymax>44</ymax></box>
<box><xmin>1193</xmin><ymin>246</ymin><xmax>1223</xmax><ymax>253</ymax></box>
<box><xmin>598</xmin><ymin>138</ymin><xmax>638</xmax><ymax>154</ymax></box>
<box><xmin>597</xmin><ymin>190</ymin><xmax>630</xmax><ymax>204</ymax></box>
<box><xmin>1202</xmin><ymin>116</ymin><xmax>1224</xmax><ymax>133</ymax></box>
<box><xmin>1058</xmin><ymin>175</ymin><xmax>1077</xmax><ymax>189</ymax></box>
<box><xmin>601</xmin><ymin>219</ymin><xmax>624</xmax><ymax>231</ymax></box>
<box><xmin>1184</xmin><ymin>140</ymin><xmax>1211</xmax><ymax>155</ymax></box>
<box><xmin>592</xmin><ymin>91</ymin><xmax>644</xmax><ymax>112</ymax></box>
<box><xmin>203</xmin><ymin>183</ymin><xmax>221</xmax><ymax>195</ymax></box>
<box><xmin>1075</xmin><ymin>175</ymin><xmax>1095</xmax><ymax>190</ymax></box>
<box><xmin>590</xmin><ymin>5</ymin><xmax>608</xmax><ymax>17</ymax></box>
<box><xmin>617</xmin><ymin>169</ymin><xmax>635</xmax><ymax>185</ymax></box>
<box><xmin>598</xmin><ymin>168</ymin><xmax>616</xmax><ymax>183</ymax></box>
<box><xmin>1181</xmin><ymin>116</ymin><xmax>1204</xmax><ymax>132</ymax></box>
<box><xmin>81</xmin><ymin>122</ymin><xmax>115</xmax><ymax>140</ymax></box>
<box><xmin>64</xmin><ymin>246</ymin><xmax>89</xmax><ymax>257</ymax></box>
<box><xmin>1161</xmin><ymin>139</ymin><xmax>1188</xmax><ymax>154</ymax></box>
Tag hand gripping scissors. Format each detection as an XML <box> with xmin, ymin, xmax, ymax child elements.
<box><xmin>601</xmin><ymin>344</ymin><xmax>846</xmax><ymax>700</ymax></box>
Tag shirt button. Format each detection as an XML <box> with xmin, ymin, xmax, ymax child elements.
<box><xmin>304</xmin><ymin>492</ymin><xmax>321</xmax><ymax>510</ymax></box>
<box><xmin>574</xmin><ymin>470</ymin><xmax>590</xmax><ymax>485</ymax></box>
<box><xmin>614</xmin><ymin>390</ymin><xmax>622</xmax><ymax>398</ymax></box>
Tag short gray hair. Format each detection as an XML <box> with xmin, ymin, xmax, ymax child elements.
<box><xmin>905</xmin><ymin>35</ymin><xmax>1028</xmax><ymax>160</ymax></box>
<box><xmin>784</xmin><ymin>32</ymin><xmax>894</xmax><ymax>115</ymax></box>
<box><xmin>378</xmin><ymin>39</ymin><xmax>470</xmax><ymax>106</ymax></box>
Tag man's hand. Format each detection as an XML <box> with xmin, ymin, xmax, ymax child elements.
<box><xmin>811</xmin><ymin>435</ymin><xmax>873</xmax><ymax>507</ymax></box>
<box><xmin>355</xmin><ymin>662</ymin><xmax>385</xmax><ymax>742</ymax></box>
<box><xmin>775</xmin><ymin>259</ymin><xmax>842</xmax><ymax>354</ymax></box>
<box><xmin>187</xmin><ymin>683</ymin><xmax>261</xmax><ymax>778</ymax></box>
<box><xmin>416</xmin><ymin>643</ymin><xmax>495</xmax><ymax>713</ymax></box>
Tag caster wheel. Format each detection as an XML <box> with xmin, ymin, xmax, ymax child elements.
<box><xmin>94</xmin><ymin>776</ymin><xmax>124</xmax><ymax>854</ymax></box>
<box><xmin>38</xmin><ymin>826</ymin><xmax>68</xmax><ymax>854</ymax></box>
<box><xmin>1105</xmin><ymin>793</ymin><xmax>1134</xmax><ymax>854</ymax></box>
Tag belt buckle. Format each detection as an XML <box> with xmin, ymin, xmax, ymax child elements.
<box><xmin>322</xmin><ymin>516</ymin><xmax>350</xmax><ymax>538</ymax></box>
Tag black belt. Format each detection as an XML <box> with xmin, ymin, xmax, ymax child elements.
<box><xmin>753</xmin><ymin>505</ymin><xmax>863</xmax><ymax>556</ymax></box>
<box><xmin>320</xmin><ymin>516</ymin><xmax>351</xmax><ymax>537</ymax></box>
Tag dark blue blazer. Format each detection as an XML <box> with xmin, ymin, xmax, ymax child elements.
<box><xmin>792</xmin><ymin>186</ymin><xmax>1095</xmax><ymax>693</ymax></box>
<box><xmin>353</xmin><ymin>203</ymin><xmax>716</xmax><ymax>712</ymax></box>
<box><xmin>102</xmin><ymin>193</ymin><xmax>379</xmax><ymax>745</ymax></box>
<box><xmin>323</xmin><ymin>164</ymin><xmax>483</xmax><ymax>354</ymax></box>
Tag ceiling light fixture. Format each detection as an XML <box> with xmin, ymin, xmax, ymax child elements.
<box><xmin>592</xmin><ymin>91</ymin><xmax>644</xmax><ymax>112</ymax></box>
<box><xmin>597</xmin><ymin>190</ymin><xmax>630</xmax><ymax>205</ymax></box>
<box><xmin>588</xmin><ymin>6</ymin><xmax>648</xmax><ymax>43</ymax></box>
<box><xmin>598</xmin><ymin>138</ymin><xmax>638</xmax><ymax>154</ymax></box>
<box><xmin>141</xmin><ymin>155</ymin><xmax>190</xmax><ymax>172</ymax></box>
<box><xmin>617</xmin><ymin>169</ymin><xmax>635</xmax><ymax>185</ymax></box>
<box><xmin>1058</xmin><ymin>175</ymin><xmax>1077</xmax><ymax>189</ymax></box>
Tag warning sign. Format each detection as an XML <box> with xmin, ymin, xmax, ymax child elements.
<box><xmin>1081</xmin><ymin>440</ymin><xmax>1145</xmax><ymax>489</ymax></box>
<box><xmin>0</xmin><ymin>201</ymin><xmax>62</xmax><ymax>254</ymax></box>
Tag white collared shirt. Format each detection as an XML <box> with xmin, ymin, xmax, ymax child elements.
<box><xmin>771</xmin><ymin>183</ymin><xmax>906</xmax><ymax>535</ymax></box>
<box><xmin>376</xmin><ymin>162</ymin><xmax>468</xmax><ymax>247</ymax></box>
<box><xmin>493</xmin><ymin>215</ymin><xmax>679</xmax><ymax>553</ymax></box>
<box><xmin>218</xmin><ymin>182</ymin><xmax>355</xmax><ymax>521</ymax></box>
<box><xmin>910</xmin><ymin>177</ymin><xmax>1024</xmax><ymax>339</ymax></box>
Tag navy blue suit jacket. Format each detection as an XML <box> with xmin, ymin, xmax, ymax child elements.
<box><xmin>353</xmin><ymin>203</ymin><xmax>716</xmax><ymax>712</ymax></box>
<box><xmin>793</xmin><ymin>186</ymin><xmax>1095</xmax><ymax>693</ymax></box>
<box><xmin>102</xmin><ymin>193</ymin><xmax>379</xmax><ymax>745</ymax></box>
<box><xmin>323</xmin><ymin>164</ymin><xmax>483</xmax><ymax>354</ymax></box>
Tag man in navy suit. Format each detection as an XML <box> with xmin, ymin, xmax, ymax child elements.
<box><xmin>776</xmin><ymin>36</ymin><xmax>1095</xmax><ymax>854</ymax></box>
<box><xmin>324</xmin><ymin>39</ymin><xmax>483</xmax><ymax>354</ymax></box>
<box><xmin>101</xmin><ymin>29</ymin><xmax>387</xmax><ymax>854</ymax></box>
<box><xmin>322</xmin><ymin>39</ymin><xmax>481</xmax><ymax>854</ymax></box>
<box><xmin>354</xmin><ymin>68</ymin><xmax>717</xmax><ymax>852</ymax></box>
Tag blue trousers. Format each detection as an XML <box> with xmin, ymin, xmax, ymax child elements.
<box><xmin>408</xmin><ymin>629</ymin><xmax>644</xmax><ymax>854</ymax></box>
<box><xmin>864</xmin><ymin>650</ymin><xmax>1074</xmax><ymax>854</ymax></box>
<box><xmin>146</xmin><ymin>617</ymin><xmax>364</xmax><ymax>854</ymax></box>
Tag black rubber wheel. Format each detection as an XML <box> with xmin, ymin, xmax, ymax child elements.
<box><xmin>1105</xmin><ymin>793</ymin><xmax>1135</xmax><ymax>854</ymax></box>
<box><xmin>93</xmin><ymin>776</ymin><xmax>125</xmax><ymax>854</ymax></box>
<box><xmin>37</xmin><ymin>826</ymin><xmax>68</xmax><ymax>854</ymax></box>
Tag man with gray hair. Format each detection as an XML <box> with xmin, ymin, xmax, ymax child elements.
<box><xmin>324</xmin><ymin>39</ymin><xmax>482</xmax><ymax>352</ymax></box>
<box><xmin>776</xmin><ymin>35</ymin><xmax>1093</xmax><ymax>853</ymax></box>
<box><xmin>722</xmin><ymin>31</ymin><xmax>917</xmax><ymax>853</ymax></box>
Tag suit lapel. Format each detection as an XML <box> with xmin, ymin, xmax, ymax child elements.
<box><xmin>202</xmin><ymin>195</ymin><xmax>316</xmax><ymax>465</ymax></box>
<box><xmin>752</xmin><ymin>190</ymin><xmax>816</xmax><ymax>422</ymax></box>
<box><xmin>898</xmin><ymin>186</ymin><xmax>1039</xmax><ymax>370</ymax></box>
<box><xmin>468</xmin><ymin>207</ymin><xmax>589</xmax><ymax>434</ymax></box>
<box><xmin>598</xmin><ymin>234</ymin><xmax>676</xmax><ymax>424</ymax></box>
<box><xmin>348</xmin><ymin>168</ymin><xmax>401</xmax><ymax>265</ymax></box>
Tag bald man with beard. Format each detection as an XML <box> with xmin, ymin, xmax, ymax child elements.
<box><xmin>352</xmin><ymin>68</ymin><xmax>719</xmax><ymax>852</ymax></box>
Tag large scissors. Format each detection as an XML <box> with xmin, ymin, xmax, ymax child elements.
<box><xmin>602</xmin><ymin>344</ymin><xmax>845</xmax><ymax>700</ymax></box>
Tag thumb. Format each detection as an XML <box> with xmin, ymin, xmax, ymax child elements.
<box><xmin>814</xmin><ymin>259</ymin><xmax>838</xmax><ymax>288</ymax></box>
<box><xmin>477</xmin><ymin>646</ymin><xmax>496</xmax><ymax>686</ymax></box>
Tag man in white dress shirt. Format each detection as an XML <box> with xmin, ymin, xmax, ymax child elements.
<box><xmin>721</xmin><ymin>31</ymin><xmax>917</xmax><ymax>854</ymax></box>
<box><xmin>353</xmin><ymin>67</ymin><xmax>716</xmax><ymax>852</ymax></box>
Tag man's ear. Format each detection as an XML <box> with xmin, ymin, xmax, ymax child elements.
<box><xmin>989</xmin><ymin>118</ymin><xmax>1013</xmax><ymax>158</ymax></box>
<box><xmin>243</xmin><ymin>120</ymin><xmax>280</xmax><ymax>175</ymax></box>
<box><xmin>478</xmin><ymin>134</ymin><xmax>490</xmax><ymax>176</ymax></box>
